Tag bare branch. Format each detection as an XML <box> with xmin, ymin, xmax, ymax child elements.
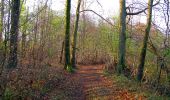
<box><xmin>80</xmin><ymin>9</ymin><xmax>114</xmax><ymax>26</ymax></box>
<box><xmin>96</xmin><ymin>0</ymin><xmax>103</xmax><ymax>8</ymax></box>
<box><xmin>126</xmin><ymin>0</ymin><xmax>160</xmax><ymax>15</ymax></box>
<box><xmin>19</xmin><ymin>0</ymin><xmax>49</xmax><ymax>27</ymax></box>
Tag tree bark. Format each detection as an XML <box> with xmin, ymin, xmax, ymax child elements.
<box><xmin>64</xmin><ymin>0</ymin><xmax>71</xmax><ymax>69</ymax></box>
<box><xmin>0</xmin><ymin>0</ymin><xmax>4</xmax><ymax>73</ymax></box>
<box><xmin>0</xmin><ymin>0</ymin><xmax>4</xmax><ymax>42</ymax></box>
<box><xmin>117</xmin><ymin>0</ymin><xmax>126</xmax><ymax>74</ymax></box>
<box><xmin>60</xmin><ymin>41</ymin><xmax>64</xmax><ymax>64</ymax></box>
<box><xmin>71</xmin><ymin>0</ymin><xmax>81</xmax><ymax>68</ymax></box>
<box><xmin>137</xmin><ymin>0</ymin><xmax>154</xmax><ymax>82</ymax></box>
<box><xmin>22</xmin><ymin>9</ymin><xmax>29</xmax><ymax>58</ymax></box>
<box><xmin>7</xmin><ymin>0</ymin><xmax>20</xmax><ymax>69</ymax></box>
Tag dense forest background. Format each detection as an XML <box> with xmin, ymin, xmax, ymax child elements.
<box><xmin>0</xmin><ymin>0</ymin><xmax>170</xmax><ymax>99</ymax></box>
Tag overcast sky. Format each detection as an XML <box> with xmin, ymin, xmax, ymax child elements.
<box><xmin>54</xmin><ymin>0</ymin><xmax>120</xmax><ymax>17</ymax></box>
<box><xmin>26</xmin><ymin>0</ymin><xmax>149</xmax><ymax>23</ymax></box>
<box><xmin>26</xmin><ymin>0</ymin><xmax>168</xmax><ymax>32</ymax></box>
<box><xmin>27</xmin><ymin>0</ymin><xmax>119</xmax><ymax>19</ymax></box>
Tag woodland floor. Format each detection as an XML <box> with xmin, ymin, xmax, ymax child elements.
<box><xmin>47</xmin><ymin>65</ymin><xmax>145</xmax><ymax>100</ymax></box>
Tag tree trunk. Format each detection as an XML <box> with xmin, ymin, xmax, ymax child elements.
<box><xmin>71</xmin><ymin>0</ymin><xmax>81</xmax><ymax>68</ymax></box>
<box><xmin>7</xmin><ymin>0</ymin><xmax>20</xmax><ymax>68</ymax></box>
<box><xmin>137</xmin><ymin>0</ymin><xmax>154</xmax><ymax>81</ymax></box>
<box><xmin>22</xmin><ymin>9</ymin><xmax>29</xmax><ymax>58</ymax></box>
<box><xmin>0</xmin><ymin>0</ymin><xmax>4</xmax><ymax>42</ymax></box>
<box><xmin>64</xmin><ymin>0</ymin><xmax>71</xmax><ymax>69</ymax></box>
<box><xmin>60</xmin><ymin>41</ymin><xmax>64</xmax><ymax>64</ymax></box>
<box><xmin>117</xmin><ymin>0</ymin><xmax>126</xmax><ymax>74</ymax></box>
<box><xmin>0</xmin><ymin>0</ymin><xmax>4</xmax><ymax>73</ymax></box>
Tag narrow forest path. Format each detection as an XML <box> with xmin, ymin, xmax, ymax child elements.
<box><xmin>74</xmin><ymin>65</ymin><xmax>141</xmax><ymax>100</ymax></box>
<box><xmin>76</xmin><ymin>65</ymin><xmax>118</xmax><ymax>100</ymax></box>
<box><xmin>47</xmin><ymin>64</ymin><xmax>144</xmax><ymax>100</ymax></box>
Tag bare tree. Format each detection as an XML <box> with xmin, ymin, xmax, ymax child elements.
<box><xmin>71</xmin><ymin>0</ymin><xmax>82</xmax><ymax>68</ymax></box>
<box><xmin>137</xmin><ymin>0</ymin><xmax>154</xmax><ymax>82</ymax></box>
<box><xmin>117</xmin><ymin>0</ymin><xmax>126</xmax><ymax>74</ymax></box>
<box><xmin>0</xmin><ymin>0</ymin><xmax>4</xmax><ymax>42</ymax></box>
<box><xmin>7</xmin><ymin>0</ymin><xmax>20</xmax><ymax>68</ymax></box>
<box><xmin>64</xmin><ymin>0</ymin><xmax>72</xmax><ymax>70</ymax></box>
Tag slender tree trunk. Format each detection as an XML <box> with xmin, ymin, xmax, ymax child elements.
<box><xmin>7</xmin><ymin>0</ymin><xmax>11</xmax><ymax>41</ymax></box>
<box><xmin>22</xmin><ymin>9</ymin><xmax>29</xmax><ymax>58</ymax></box>
<box><xmin>1</xmin><ymin>0</ymin><xmax>20</xmax><ymax>99</ymax></box>
<box><xmin>0</xmin><ymin>0</ymin><xmax>10</xmax><ymax>72</ymax></box>
<box><xmin>7</xmin><ymin>0</ymin><xmax>20</xmax><ymax>68</ymax></box>
<box><xmin>71</xmin><ymin>0</ymin><xmax>81</xmax><ymax>68</ymax></box>
<box><xmin>82</xmin><ymin>0</ymin><xmax>86</xmax><ymax>56</ymax></box>
<box><xmin>0</xmin><ymin>0</ymin><xmax>4</xmax><ymax>42</ymax></box>
<box><xmin>0</xmin><ymin>0</ymin><xmax>4</xmax><ymax>71</ymax></box>
<box><xmin>33</xmin><ymin>6</ymin><xmax>39</xmax><ymax>68</ymax></box>
<box><xmin>117</xmin><ymin>0</ymin><xmax>126</xmax><ymax>74</ymax></box>
<box><xmin>64</xmin><ymin>0</ymin><xmax>71</xmax><ymax>69</ymax></box>
<box><xmin>60</xmin><ymin>41</ymin><xmax>64</xmax><ymax>63</ymax></box>
<box><xmin>137</xmin><ymin>0</ymin><xmax>154</xmax><ymax>81</ymax></box>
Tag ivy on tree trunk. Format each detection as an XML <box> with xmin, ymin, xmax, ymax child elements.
<box><xmin>64</xmin><ymin>0</ymin><xmax>71</xmax><ymax>69</ymax></box>
<box><xmin>71</xmin><ymin>0</ymin><xmax>81</xmax><ymax>68</ymax></box>
<box><xmin>117</xmin><ymin>0</ymin><xmax>126</xmax><ymax>74</ymax></box>
<box><xmin>137</xmin><ymin>0</ymin><xmax>154</xmax><ymax>81</ymax></box>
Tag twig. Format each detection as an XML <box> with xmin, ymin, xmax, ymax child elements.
<box><xmin>80</xmin><ymin>9</ymin><xmax>114</xmax><ymax>26</ymax></box>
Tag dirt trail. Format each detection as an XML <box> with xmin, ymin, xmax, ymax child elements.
<box><xmin>75</xmin><ymin>65</ymin><xmax>127</xmax><ymax>100</ymax></box>
<box><xmin>48</xmin><ymin>64</ymin><xmax>143</xmax><ymax>100</ymax></box>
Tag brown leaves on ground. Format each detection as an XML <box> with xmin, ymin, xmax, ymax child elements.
<box><xmin>71</xmin><ymin>65</ymin><xmax>146</xmax><ymax>100</ymax></box>
<box><xmin>4</xmin><ymin>59</ymin><xmax>146</xmax><ymax>100</ymax></box>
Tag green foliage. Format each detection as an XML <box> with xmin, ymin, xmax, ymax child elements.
<box><xmin>105</xmin><ymin>73</ymin><xmax>170</xmax><ymax>99</ymax></box>
<box><xmin>50</xmin><ymin>15</ymin><xmax>64</xmax><ymax>32</ymax></box>
<box><xmin>66</xmin><ymin>65</ymin><xmax>74</xmax><ymax>73</ymax></box>
<box><xmin>77</xmin><ymin>19</ymin><xmax>120</xmax><ymax>64</ymax></box>
<box><xmin>0</xmin><ymin>36</ymin><xmax>9</xmax><ymax>54</ymax></box>
<box><xmin>47</xmin><ymin>48</ymin><xmax>54</xmax><ymax>58</ymax></box>
<box><xmin>20</xmin><ymin>1</ymin><xmax>26</xmax><ymax>14</ymax></box>
<box><xmin>2</xmin><ymin>1</ymin><xmax>169</xmax><ymax>98</ymax></box>
<box><xmin>4</xmin><ymin>88</ymin><xmax>14</xmax><ymax>100</ymax></box>
<box><xmin>98</xmin><ymin>24</ymin><xmax>119</xmax><ymax>54</ymax></box>
<box><xmin>163</xmin><ymin>48</ymin><xmax>170</xmax><ymax>58</ymax></box>
<box><xmin>147</xmin><ymin>95</ymin><xmax>170</xmax><ymax>100</ymax></box>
